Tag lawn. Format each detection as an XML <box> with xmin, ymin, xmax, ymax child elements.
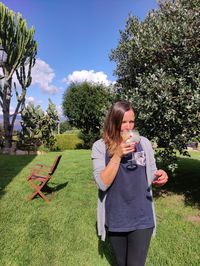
<box><xmin>0</xmin><ymin>150</ymin><xmax>200</xmax><ymax>266</ymax></box>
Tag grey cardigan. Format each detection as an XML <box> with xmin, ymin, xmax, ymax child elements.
<box><xmin>91</xmin><ymin>136</ymin><xmax>157</xmax><ymax>241</ymax></box>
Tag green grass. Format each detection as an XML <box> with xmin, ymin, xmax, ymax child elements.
<box><xmin>0</xmin><ymin>151</ymin><xmax>200</xmax><ymax>265</ymax></box>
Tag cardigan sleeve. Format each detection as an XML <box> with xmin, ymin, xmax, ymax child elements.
<box><xmin>141</xmin><ymin>136</ymin><xmax>157</xmax><ymax>184</ymax></box>
<box><xmin>91</xmin><ymin>139</ymin><xmax>110</xmax><ymax>191</ymax></box>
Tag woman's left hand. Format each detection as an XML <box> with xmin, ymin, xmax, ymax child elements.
<box><xmin>153</xmin><ymin>169</ymin><xmax>168</xmax><ymax>187</ymax></box>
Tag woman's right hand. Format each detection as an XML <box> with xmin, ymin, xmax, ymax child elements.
<box><xmin>115</xmin><ymin>140</ymin><xmax>136</xmax><ymax>158</ymax></box>
<box><xmin>100</xmin><ymin>140</ymin><xmax>136</xmax><ymax>186</ymax></box>
<box><xmin>99</xmin><ymin>139</ymin><xmax>136</xmax><ymax>187</ymax></box>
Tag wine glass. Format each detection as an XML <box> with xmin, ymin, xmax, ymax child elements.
<box><xmin>121</xmin><ymin>129</ymin><xmax>141</xmax><ymax>170</ymax></box>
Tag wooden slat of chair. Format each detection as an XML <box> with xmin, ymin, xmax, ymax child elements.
<box><xmin>30</xmin><ymin>155</ymin><xmax>62</xmax><ymax>175</ymax></box>
<box><xmin>28</xmin><ymin>176</ymin><xmax>50</xmax><ymax>203</ymax></box>
<box><xmin>27</xmin><ymin>155</ymin><xmax>62</xmax><ymax>203</ymax></box>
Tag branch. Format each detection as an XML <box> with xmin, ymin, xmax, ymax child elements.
<box><xmin>11</xmin><ymin>100</ymin><xmax>21</xmax><ymax>129</ymax></box>
<box><xmin>7</xmin><ymin>61</ymin><xmax>21</xmax><ymax>82</ymax></box>
<box><xmin>7</xmin><ymin>49</ymin><xmax>24</xmax><ymax>81</ymax></box>
<box><xmin>11</xmin><ymin>86</ymin><xmax>26</xmax><ymax>128</ymax></box>
<box><xmin>13</xmin><ymin>82</ymin><xmax>19</xmax><ymax>99</ymax></box>
<box><xmin>16</xmin><ymin>68</ymin><xmax>23</xmax><ymax>87</ymax></box>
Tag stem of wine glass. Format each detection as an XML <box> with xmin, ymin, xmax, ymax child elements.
<box><xmin>131</xmin><ymin>151</ymin><xmax>134</xmax><ymax>164</ymax></box>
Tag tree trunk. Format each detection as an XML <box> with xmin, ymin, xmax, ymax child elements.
<box><xmin>3</xmin><ymin>108</ymin><xmax>13</xmax><ymax>152</ymax></box>
<box><xmin>2</xmin><ymin>80</ymin><xmax>13</xmax><ymax>153</ymax></box>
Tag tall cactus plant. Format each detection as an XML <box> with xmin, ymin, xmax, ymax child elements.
<box><xmin>0</xmin><ymin>2</ymin><xmax>37</xmax><ymax>152</ymax></box>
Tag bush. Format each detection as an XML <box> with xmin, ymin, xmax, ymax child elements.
<box><xmin>54</xmin><ymin>134</ymin><xmax>83</xmax><ymax>150</ymax></box>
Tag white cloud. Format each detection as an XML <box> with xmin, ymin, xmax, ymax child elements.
<box><xmin>26</xmin><ymin>96</ymin><xmax>35</xmax><ymax>105</ymax></box>
<box><xmin>31</xmin><ymin>59</ymin><xmax>60</xmax><ymax>94</ymax></box>
<box><xmin>63</xmin><ymin>70</ymin><xmax>113</xmax><ymax>86</ymax></box>
<box><xmin>3</xmin><ymin>58</ymin><xmax>60</xmax><ymax>95</ymax></box>
<box><xmin>25</xmin><ymin>96</ymin><xmax>43</xmax><ymax>106</ymax></box>
<box><xmin>56</xmin><ymin>105</ymin><xmax>63</xmax><ymax>117</ymax></box>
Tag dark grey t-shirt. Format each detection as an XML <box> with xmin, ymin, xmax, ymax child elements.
<box><xmin>105</xmin><ymin>143</ymin><xmax>155</xmax><ymax>232</ymax></box>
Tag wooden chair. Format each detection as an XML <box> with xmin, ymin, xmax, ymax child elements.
<box><xmin>27</xmin><ymin>155</ymin><xmax>62</xmax><ymax>203</ymax></box>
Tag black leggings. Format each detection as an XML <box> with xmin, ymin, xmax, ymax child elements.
<box><xmin>108</xmin><ymin>228</ymin><xmax>153</xmax><ymax>266</ymax></box>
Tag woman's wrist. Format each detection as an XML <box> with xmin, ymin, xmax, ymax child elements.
<box><xmin>114</xmin><ymin>149</ymin><xmax>122</xmax><ymax>159</ymax></box>
<box><xmin>110</xmin><ymin>159</ymin><xmax>120</xmax><ymax>165</ymax></box>
<box><xmin>110</xmin><ymin>153</ymin><xmax>121</xmax><ymax>164</ymax></box>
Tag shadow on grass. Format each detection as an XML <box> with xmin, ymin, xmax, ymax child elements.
<box><xmin>95</xmin><ymin>223</ymin><xmax>116</xmax><ymax>266</ymax></box>
<box><xmin>28</xmin><ymin>181</ymin><xmax>69</xmax><ymax>202</ymax></box>
<box><xmin>98</xmin><ymin>238</ymin><xmax>116</xmax><ymax>266</ymax></box>
<box><xmin>0</xmin><ymin>154</ymin><xmax>36</xmax><ymax>199</ymax></box>
<box><xmin>154</xmin><ymin>157</ymin><xmax>200</xmax><ymax>208</ymax></box>
<box><xmin>98</xmin><ymin>236</ymin><xmax>116</xmax><ymax>266</ymax></box>
<box><xmin>48</xmin><ymin>181</ymin><xmax>69</xmax><ymax>192</ymax></box>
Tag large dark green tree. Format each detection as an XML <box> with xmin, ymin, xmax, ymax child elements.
<box><xmin>59</xmin><ymin>120</ymin><xmax>74</xmax><ymax>134</ymax></box>
<box><xmin>110</xmin><ymin>0</ymin><xmax>200</xmax><ymax>169</ymax></box>
<box><xmin>0</xmin><ymin>3</ymin><xmax>37</xmax><ymax>152</ymax></box>
<box><xmin>62</xmin><ymin>81</ymin><xmax>113</xmax><ymax>148</ymax></box>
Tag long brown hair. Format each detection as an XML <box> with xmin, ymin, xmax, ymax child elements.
<box><xmin>102</xmin><ymin>101</ymin><xmax>134</xmax><ymax>154</ymax></box>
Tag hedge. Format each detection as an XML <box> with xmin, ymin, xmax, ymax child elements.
<box><xmin>54</xmin><ymin>133</ymin><xmax>83</xmax><ymax>150</ymax></box>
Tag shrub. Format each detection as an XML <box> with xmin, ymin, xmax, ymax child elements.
<box><xmin>54</xmin><ymin>134</ymin><xmax>83</xmax><ymax>150</ymax></box>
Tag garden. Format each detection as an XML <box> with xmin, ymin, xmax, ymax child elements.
<box><xmin>0</xmin><ymin>1</ymin><xmax>200</xmax><ymax>265</ymax></box>
<box><xmin>0</xmin><ymin>150</ymin><xmax>199</xmax><ymax>265</ymax></box>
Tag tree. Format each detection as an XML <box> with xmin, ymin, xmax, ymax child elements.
<box><xmin>59</xmin><ymin>120</ymin><xmax>74</xmax><ymax>134</ymax></box>
<box><xmin>20</xmin><ymin>103</ymin><xmax>44</xmax><ymax>149</ymax></box>
<box><xmin>0</xmin><ymin>3</ymin><xmax>37</xmax><ymax>152</ymax></box>
<box><xmin>62</xmin><ymin>81</ymin><xmax>113</xmax><ymax>148</ymax></box>
<box><xmin>45</xmin><ymin>99</ymin><xmax>59</xmax><ymax>148</ymax></box>
<box><xmin>110</xmin><ymin>0</ymin><xmax>200</xmax><ymax>169</ymax></box>
<box><xmin>20</xmin><ymin>99</ymin><xmax>59</xmax><ymax>150</ymax></box>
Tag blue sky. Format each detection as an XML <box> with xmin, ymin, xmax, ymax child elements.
<box><xmin>1</xmin><ymin>0</ymin><xmax>159</xmax><ymax>116</ymax></box>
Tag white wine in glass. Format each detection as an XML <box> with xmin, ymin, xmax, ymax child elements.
<box><xmin>121</xmin><ymin>129</ymin><xmax>141</xmax><ymax>170</ymax></box>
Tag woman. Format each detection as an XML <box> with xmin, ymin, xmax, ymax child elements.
<box><xmin>91</xmin><ymin>101</ymin><xmax>168</xmax><ymax>266</ymax></box>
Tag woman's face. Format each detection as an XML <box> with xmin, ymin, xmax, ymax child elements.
<box><xmin>121</xmin><ymin>109</ymin><xmax>135</xmax><ymax>132</ymax></box>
